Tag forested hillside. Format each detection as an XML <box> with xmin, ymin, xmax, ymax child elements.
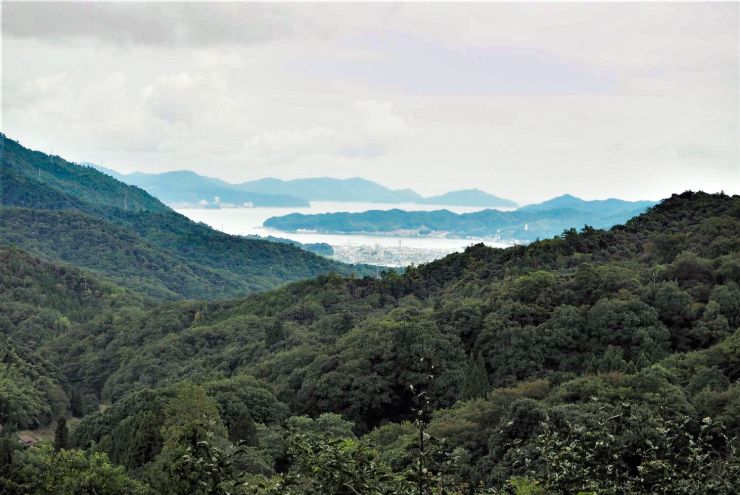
<box><xmin>0</xmin><ymin>245</ymin><xmax>150</xmax><ymax>429</ymax></box>
<box><xmin>0</xmin><ymin>137</ymin><xmax>374</xmax><ymax>300</ymax></box>
<box><xmin>264</xmin><ymin>204</ymin><xmax>650</xmax><ymax>242</ymax></box>
<box><xmin>517</xmin><ymin>194</ymin><xmax>656</xmax><ymax>214</ymax></box>
<box><xmin>1</xmin><ymin>191</ymin><xmax>739</xmax><ymax>494</ymax></box>
<box><xmin>0</xmin><ymin>135</ymin><xmax>167</xmax><ymax>212</ymax></box>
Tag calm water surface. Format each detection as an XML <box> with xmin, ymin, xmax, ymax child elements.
<box><xmin>177</xmin><ymin>202</ymin><xmax>514</xmax><ymax>251</ymax></box>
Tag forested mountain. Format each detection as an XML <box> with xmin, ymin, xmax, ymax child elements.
<box><xmin>263</xmin><ymin>205</ymin><xmax>649</xmax><ymax>243</ymax></box>
<box><xmin>192</xmin><ymin>175</ymin><xmax>519</xmax><ymax>207</ymax></box>
<box><xmin>79</xmin><ymin>164</ymin><xmax>521</xmax><ymax>208</ymax></box>
<box><xmin>85</xmin><ymin>165</ymin><xmax>310</xmax><ymax>207</ymax></box>
<box><xmin>231</xmin><ymin>177</ymin><xmax>425</xmax><ymax>203</ymax></box>
<box><xmin>1</xmin><ymin>190</ymin><xmax>739</xmax><ymax>494</ymax></box>
<box><xmin>0</xmin><ymin>245</ymin><xmax>151</xmax><ymax>428</ymax></box>
<box><xmin>0</xmin><ymin>136</ymin><xmax>374</xmax><ymax>299</ymax></box>
<box><xmin>1</xmin><ymin>136</ymin><xmax>167</xmax><ymax>212</ymax></box>
<box><xmin>518</xmin><ymin>193</ymin><xmax>657</xmax><ymax>214</ymax></box>
<box><xmin>244</xmin><ymin>234</ymin><xmax>334</xmax><ymax>256</ymax></box>
<box><xmin>420</xmin><ymin>188</ymin><xmax>518</xmax><ymax>208</ymax></box>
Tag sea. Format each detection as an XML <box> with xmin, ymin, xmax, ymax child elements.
<box><xmin>176</xmin><ymin>201</ymin><xmax>514</xmax><ymax>252</ymax></box>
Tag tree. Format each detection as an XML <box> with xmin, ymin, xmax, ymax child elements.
<box><xmin>635</xmin><ymin>352</ymin><xmax>650</xmax><ymax>370</ymax></box>
<box><xmin>0</xmin><ymin>436</ymin><xmax>13</xmax><ymax>477</ymax></box>
<box><xmin>147</xmin><ymin>419</ymin><xmax>235</xmax><ymax>495</ymax></box>
<box><xmin>584</xmin><ymin>355</ymin><xmax>598</xmax><ymax>375</ymax></box>
<box><xmin>8</xmin><ymin>445</ymin><xmax>148</xmax><ymax>495</ymax></box>
<box><xmin>125</xmin><ymin>411</ymin><xmax>163</xmax><ymax>470</ymax></box>
<box><xmin>54</xmin><ymin>416</ymin><xmax>68</xmax><ymax>451</ymax></box>
<box><xmin>461</xmin><ymin>353</ymin><xmax>490</xmax><ymax>400</ymax></box>
<box><xmin>229</xmin><ymin>407</ymin><xmax>257</xmax><ymax>447</ymax></box>
<box><xmin>69</xmin><ymin>387</ymin><xmax>84</xmax><ymax>418</ymax></box>
<box><xmin>266</xmin><ymin>319</ymin><xmax>285</xmax><ymax>347</ymax></box>
<box><xmin>686</xmin><ymin>367</ymin><xmax>730</xmax><ymax>397</ymax></box>
<box><xmin>599</xmin><ymin>346</ymin><xmax>627</xmax><ymax>373</ymax></box>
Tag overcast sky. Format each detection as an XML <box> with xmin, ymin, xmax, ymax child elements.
<box><xmin>2</xmin><ymin>2</ymin><xmax>738</xmax><ymax>204</ymax></box>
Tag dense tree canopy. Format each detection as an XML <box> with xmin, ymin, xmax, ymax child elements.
<box><xmin>1</xmin><ymin>189</ymin><xmax>739</xmax><ymax>494</ymax></box>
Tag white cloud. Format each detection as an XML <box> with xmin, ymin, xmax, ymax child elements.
<box><xmin>1</xmin><ymin>2</ymin><xmax>737</xmax><ymax>203</ymax></box>
<box><xmin>353</xmin><ymin>99</ymin><xmax>415</xmax><ymax>140</ymax></box>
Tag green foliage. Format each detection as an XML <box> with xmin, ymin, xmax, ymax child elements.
<box><xmin>2</xmin><ymin>444</ymin><xmax>149</xmax><ymax>494</ymax></box>
<box><xmin>0</xmin><ymin>337</ymin><xmax>69</xmax><ymax>429</ymax></box>
<box><xmin>54</xmin><ymin>416</ymin><xmax>69</xmax><ymax>451</ymax></box>
<box><xmin>266</xmin><ymin>319</ymin><xmax>286</xmax><ymax>347</ymax></box>
<box><xmin>230</xmin><ymin>408</ymin><xmax>258</xmax><ymax>446</ymax></box>
<box><xmin>462</xmin><ymin>353</ymin><xmax>491</xmax><ymax>400</ymax></box>
<box><xmin>686</xmin><ymin>366</ymin><xmax>731</xmax><ymax>397</ymax></box>
<box><xmin>1</xmin><ymin>189</ymin><xmax>740</xmax><ymax>492</ymax></box>
<box><xmin>0</xmin><ymin>437</ymin><xmax>13</xmax><ymax>478</ymax></box>
<box><xmin>529</xmin><ymin>405</ymin><xmax>740</xmax><ymax>494</ymax></box>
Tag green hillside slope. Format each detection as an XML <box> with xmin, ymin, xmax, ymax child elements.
<box><xmin>0</xmin><ymin>244</ymin><xmax>153</xmax><ymax>428</ymax></box>
<box><xmin>0</xmin><ymin>208</ymin><xmax>255</xmax><ymax>300</ymax></box>
<box><xmin>1</xmin><ymin>134</ymin><xmax>167</xmax><ymax>211</ymax></box>
<box><xmin>0</xmin><ymin>137</ymin><xmax>375</xmax><ymax>299</ymax></box>
<box><xmin>3</xmin><ymin>191</ymin><xmax>737</xmax><ymax>493</ymax></box>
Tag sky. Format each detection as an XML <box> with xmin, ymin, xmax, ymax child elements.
<box><xmin>2</xmin><ymin>1</ymin><xmax>739</xmax><ymax>205</ymax></box>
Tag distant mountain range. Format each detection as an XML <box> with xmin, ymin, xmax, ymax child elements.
<box><xmin>263</xmin><ymin>195</ymin><xmax>657</xmax><ymax>243</ymax></box>
<box><xmin>419</xmin><ymin>189</ymin><xmax>518</xmax><ymax>208</ymax></box>
<box><xmin>230</xmin><ymin>177</ymin><xmax>424</xmax><ymax>204</ymax></box>
<box><xmin>83</xmin><ymin>165</ymin><xmax>518</xmax><ymax>208</ymax></box>
<box><xmin>518</xmin><ymin>194</ymin><xmax>656</xmax><ymax>214</ymax></box>
<box><xmin>83</xmin><ymin>164</ymin><xmax>309</xmax><ymax>207</ymax></box>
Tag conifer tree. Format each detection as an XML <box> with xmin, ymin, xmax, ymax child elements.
<box><xmin>599</xmin><ymin>346</ymin><xmax>627</xmax><ymax>373</ymax></box>
<box><xmin>461</xmin><ymin>353</ymin><xmax>490</xmax><ymax>400</ymax></box>
<box><xmin>70</xmin><ymin>387</ymin><xmax>84</xmax><ymax>417</ymax></box>
<box><xmin>635</xmin><ymin>352</ymin><xmax>650</xmax><ymax>370</ymax></box>
<box><xmin>0</xmin><ymin>436</ymin><xmax>13</xmax><ymax>476</ymax></box>
<box><xmin>127</xmin><ymin>411</ymin><xmax>162</xmax><ymax>469</ymax></box>
<box><xmin>266</xmin><ymin>319</ymin><xmax>285</xmax><ymax>347</ymax></box>
<box><xmin>229</xmin><ymin>407</ymin><xmax>257</xmax><ymax>447</ymax></box>
<box><xmin>54</xmin><ymin>416</ymin><xmax>69</xmax><ymax>451</ymax></box>
<box><xmin>585</xmin><ymin>355</ymin><xmax>598</xmax><ymax>375</ymax></box>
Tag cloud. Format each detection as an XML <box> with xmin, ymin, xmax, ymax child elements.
<box><xmin>189</xmin><ymin>50</ymin><xmax>258</xmax><ymax>71</ymax></box>
<box><xmin>353</xmin><ymin>100</ymin><xmax>414</xmax><ymax>140</ymax></box>
<box><xmin>2</xmin><ymin>2</ymin><xmax>330</xmax><ymax>47</ymax></box>
<box><xmin>2</xmin><ymin>2</ymin><xmax>737</xmax><ymax>202</ymax></box>
<box><xmin>5</xmin><ymin>53</ymin><xmax>417</xmax><ymax>169</ymax></box>
<box><xmin>338</xmin><ymin>100</ymin><xmax>416</xmax><ymax>158</ymax></box>
<box><xmin>22</xmin><ymin>72</ymin><xmax>73</xmax><ymax>98</ymax></box>
<box><xmin>240</xmin><ymin>100</ymin><xmax>417</xmax><ymax>164</ymax></box>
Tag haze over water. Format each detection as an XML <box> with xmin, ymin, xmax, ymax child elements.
<box><xmin>177</xmin><ymin>201</ymin><xmax>514</xmax><ymax>251</ymax></box>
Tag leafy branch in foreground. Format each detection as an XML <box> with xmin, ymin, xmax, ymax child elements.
<box><xmin>527</xmin><ymin>402</ymin><xmax>740</xmax><ymax>495</ymax></box>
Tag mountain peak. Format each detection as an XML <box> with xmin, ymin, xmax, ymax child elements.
<box><xmin>519</xmin><ymin>194</ymin><xmax>657</xmax><ymax>214</ymax></box>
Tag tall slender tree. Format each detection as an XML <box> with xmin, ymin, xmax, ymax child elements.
<box><xmin>229</xmin><ymin>407</ymin><xmax>257</xmax><ymax>447</ymax></box>
<box><xmin>461</xmin><ymin>353</ymin><xmax>490</xmax><ymax>400</ymax></box>
<box><xmin>54</xmin><ymin>416</ymin><xmax>69</xmax><ymax>451</ymax></box>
